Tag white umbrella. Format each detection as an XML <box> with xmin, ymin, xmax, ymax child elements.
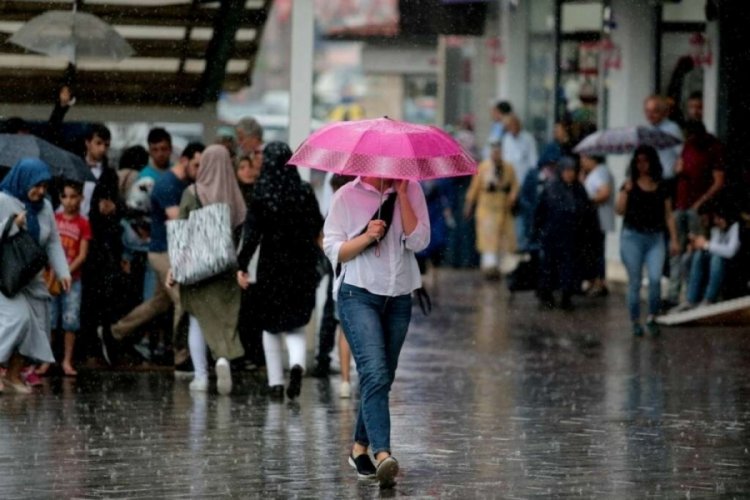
<box><xmin>8</xmin><ymin>5</ymin><xmax>134</xmax><ymax>64</ymax></box>
<box><xmin>573</xmin><ymin>126</ymin><xmax>683</xmax><ymax>156</ymax></box>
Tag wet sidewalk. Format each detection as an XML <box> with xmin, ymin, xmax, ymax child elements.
<box><xmin>2</xmin><ymin>269</ymin><xmax>749</xmax><ymax>498</ymax></box>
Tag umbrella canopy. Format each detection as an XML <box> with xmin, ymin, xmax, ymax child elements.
<box><xmin>573</xmin><ymin>126</ymin><xmax>683</xmax><ymax>156</ymax></box>
<box><xmin>9</xmin><ymin>10</ymin><xmax>134</xmax><ymax>64</ymax></box>
<box><xmin>288</xmin><ymin>117</ymin><xmax>477</xmax><ymax>181</ymax></box>
<box><xmin>0</xmin><ymin>134</ymin><xmax>94</xmax><ymax>183</ymax></box>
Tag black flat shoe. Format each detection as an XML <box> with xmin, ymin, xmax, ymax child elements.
<box><xmin>267</xmin><ymin>385</ymin><xmax>284</xmax><ymax>400</ymax></box>
<box><xmin>348</xmin><ymin>453</ymin><xmax>376</xmax><ymax>479</ymax></box>
<box><xmin>287</xmin><ymin>365</ymin><xmax>303</xmax><ymax>399</ymax></box>
<box><xmin>376</xmin><ymin>456</ymin><xmax>399</xmax><ymax>489</ymax></box>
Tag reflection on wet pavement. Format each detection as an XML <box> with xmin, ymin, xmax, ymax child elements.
<box><xmin>2</xmin><ymin>270</ymin><xmax>749</xmax><ymax>498</ymax></box>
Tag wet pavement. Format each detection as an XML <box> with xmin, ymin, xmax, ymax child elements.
<box><xmin>2</xmin><ymin>269</ymin><xmax>750</xmax><ymax>498</ymax></box>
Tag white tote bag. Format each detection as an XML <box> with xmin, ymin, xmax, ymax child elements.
<box><xmin>167</xmin><ymin>202</ymin><xmax>237</xmax><ymax>285</ymax></box>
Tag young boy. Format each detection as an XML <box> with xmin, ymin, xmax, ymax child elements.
<box><xmin>48</xmin><ymin>180</ymin><xmax>92</xmax><ymax>375</ymax></box>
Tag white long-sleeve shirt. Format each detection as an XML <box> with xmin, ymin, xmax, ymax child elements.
<box><xmin>502</xmin><ymin>130</ymin><xmax>538</xmax><ymax>185</ymax></box>
<box><xmin>323</xmin><ymin>177</ymin><xmax>430</xmax><ymax>298</ymax></box>
<box><xmin>706</xmin><ymin>222</ymin><xmax>740</xmax><ymax>259</ymax></box>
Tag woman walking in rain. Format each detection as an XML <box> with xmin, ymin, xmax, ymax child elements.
<box><xmin>324</xmin><ymin>173</ymin><xmax>430</xmax><ymax>488</ymax></box>
<box><xmin>616</xmin><ymin>145</ymin><xmax>679</xmax><ymax>337</ymax></box>
<box><xmin>464</xmin><ymin>141</ymin><xmax>519</xmax><ymax>280</ymax></box>
<box><xmin>236</xmin><ymin>142</ymin><xmax>323</xmax><ymax>400</ymax></box>
<box><xmin>171</xmin><ymin>145</ymin><xmax>246</xmax><ymax>394</ymax></box>
<box><xmin>0</xmin><ymin>158</ymin><xmax>71</xmax><ymax>393</ymax></box>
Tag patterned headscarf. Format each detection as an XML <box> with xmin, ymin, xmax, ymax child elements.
<box><xmin>0</xmin><ymin>157</ymin><xmax>51</xmax><ymax>242</ymax></box>
<box><xmin>253</xmin><ymin>141</ymin><xmax>306</xmax><ymax>215</ymax></box>
<box><xmin>194</xmin><ymin>144</ymin><xmax>247</xmax><ymax>228</ymax></box>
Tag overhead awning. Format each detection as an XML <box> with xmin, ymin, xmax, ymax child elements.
<box><xmin>0</xmin><ymin>0</ymin><xmax>272</xmax><ymax>107</ymax></box>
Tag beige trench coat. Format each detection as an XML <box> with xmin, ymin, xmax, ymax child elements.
<box><xmin>466</xmin><ymin>159</ymin><xmax>519</xmax><ymax>254</ymax></box>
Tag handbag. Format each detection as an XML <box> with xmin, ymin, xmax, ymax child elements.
<box><xmin>0</xmin><ymin>215</ymin><xmax>48</xmax><ymax>297</ymax></box>
<box><xmin>166</xmin><ymin>193</ymin><xmax>238</xmax><ymax>285</ymax></box>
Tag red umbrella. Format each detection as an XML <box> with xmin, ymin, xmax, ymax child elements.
<box><xmin>288</xmin><ymin>117</ymin><xmax>477</xmax><ymax>180</ymax></box>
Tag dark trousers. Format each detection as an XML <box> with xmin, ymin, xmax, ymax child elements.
<box><xmin>238</xmin><ymin>285</ymin><xmax>265</xmax><ymax>367</ymax></box>
<box><xmin>316</xmin><ymin>260</ymin><xmax>338</xmax><ymax>368</ymax></box>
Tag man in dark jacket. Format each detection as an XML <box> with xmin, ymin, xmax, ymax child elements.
<box><xmin>78</xmin><ymin>123</ymin><xmax>123</xmax><ymax>365</ymax></box>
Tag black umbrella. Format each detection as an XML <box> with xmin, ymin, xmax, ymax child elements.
<box><xmin>0</xmin><ymin>133</ymin><xmax>94</xmax><ymax>182</ymax></box>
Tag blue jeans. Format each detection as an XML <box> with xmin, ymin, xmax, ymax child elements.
<box><xmin>337</xmin><ymin>283</ymin><xmax>412</xmax><ymax>455</ymax></box>
<box><xmin>668</xmin><ymin>209</ymin><xmax>700</xmax><ymax>302</ymax></box>
<box><xmin>50</xmin><ymin>279</ymin><xmax>83</xmax><ymax>332</ymax></box>
<box><xmin>687</xmin><ymin>250</ymin><xmax>726</xmax><ymax>304</ymax></box>
<box><xmin>620</xmin><ymin>228</ymin><xmax>665</xmax><ymax>322</ymax></box>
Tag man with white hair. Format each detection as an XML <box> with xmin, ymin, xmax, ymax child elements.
<box><xmin>235</xmin><ymin>116</ymin><xmax>265</xmax><ymax>159</ymax></box>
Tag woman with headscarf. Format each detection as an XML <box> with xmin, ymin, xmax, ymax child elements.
<box><xmin>0</xmin><ymin>158</ymin><xmax>71</xmax><ymax>393</ymax></box>
<box><xmin>533</xmin><ymin>156</ymin><xmax>598</xmax><ymax>310</ymax></box>
<box><xmin>171</xmin><ymin>145</ymin><xmax>246</xmax><ymax>395</ymax></box>
<box><xmin>236</xmin><ymin>142</ymin><xmax>323</xmax><ymax>400</ymax></box>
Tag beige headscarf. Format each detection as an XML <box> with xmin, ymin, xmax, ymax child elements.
<box><xmin>194</xmin><ymin>144</ymin><xmax>247</xmax><ymax>228</ymax></box>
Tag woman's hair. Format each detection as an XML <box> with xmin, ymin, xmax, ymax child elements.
<box><xmin>235</xmin><ymin>154</ymin><xmax>252</xmax><ymax>171</ymax></box>
<box><xmin>119</xmin><ymin>145</ymin><xmax>149</xmax><ymax>171</ymax></box>
<box><xmin>629</xmin><ymin>144</ymin><xmax>663</xmax><ymax>183</ymax></box>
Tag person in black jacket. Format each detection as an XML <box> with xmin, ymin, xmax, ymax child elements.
<box><xmin>236</xmin><ymin>142</ymin><xmax>323</xmax><ymax>400</ymax></box>
<box><xmin>78</xmin><ymin>124</ymin><xmax>123</xmax><ymax>365</ymax></box>
<box><xmin>533</xmin><ymin>156</ymin><xmax>598</xmax><ymax>310</ymax></box>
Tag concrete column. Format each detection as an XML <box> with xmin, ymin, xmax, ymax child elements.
<box><xmin>703</xmin><ymin>20</ymin><xmax>719</xmax><ymax>134</ymax></box>
<box><xmin>605</xmin><ymin>0</ymin><xmax>658</xmax><ymax>128</ymax></box>
<box><xmin>288</xmin><ymin>0</ymin><xmax>314</xmax><ymax>178</ymax></box>
<box><xmin>496</xmin><ymin>0</ymin><xmax>530</xmax><ymax>120</ymax></box>
<box><xmin>472</xmin><ymin>15</ymin><xmax>500</xmax><ymax>153</ymax></box>
<box><xmin>602</xmin><ymin>1</ymin><xmax>658</xmax><ymax>266</ymax></box>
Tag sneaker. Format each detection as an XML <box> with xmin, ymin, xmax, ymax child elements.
<box><xmin>189</xmin><ymin>376</ymin><xmax>208</xmax><ymax>392</ymax></box>
<box><xmin>21</xmin><ymin>367</ymin><xmax>42</xmax><ymax>386</ymax></box>
<box><xmin>348</xmin><ymin>453</ymin><xmax>376</xmax><ymax>479</ymax></box>
<box><xmin>376</xmin><ymin>456</ymin><xmax>399</xmax><ymax>489</ymax></box>
<box><xmin>646</xmin><ymin>317</ymin><xmax>661</xmax><ymax>337</ymax></box>
<box><xmin>174</xmin><ymin>358</ymin><xmax>195</xmax><ymax>380</ymax></box>
<box><xmin>215</xmin><ymin>358</ymin><xmax>232</xmax><ymax>395</ymax></box>
<box><xmin>267</xmin><ymin>385</ymin><xmax>285</xmax><ymax>400</ymax></box>
<box><xmin>1</xmin><ymin>377</ymin><xmax>32</xmax><ymax>394</ymax></box>
<box><xmin>340</xmin><ymin>381</ymin><xmax>352</xmax><ymax>399</ymax></box>
<box><xmin>287</xmin><ymin>365</ymin><xmax>303</xmax><ymax>399</ymax></box>
<box><xmin>632</xmin><ymin>323</ymin><xmax>644</xmax><ymax>337</ymax></box>
<box><xmin>669</xmin><ymin>302</ymin><xmax>694</xmax><ymax>314</ymax></box>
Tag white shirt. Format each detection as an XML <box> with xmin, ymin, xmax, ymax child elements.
<box><xmin>323</xmin><ymin>177</ymin><xmax>430</xmax><ymax>298</ymax></box>
<box><xmin>707</xmin><ymin>223</ymin><xmax>740</xmax><ymax>259</ymax></box>
<box><xmin>82</xmin><ymin>162</ymin><xmax>103</xmax><ymax>217</ymax></box>
<box><xmin>650</xmin><ymin>119</ymin><xmax>683</xmax><ymax>179</ymax></box>
<box><xmin>502</xmin><ymin>130</ymin><xmax>538</xmax><ymax>185</ymax></box>
<box><xmin>583</xmin><ymin>164</ymin><xmax>616</xmax><ymax>233</ymax></box>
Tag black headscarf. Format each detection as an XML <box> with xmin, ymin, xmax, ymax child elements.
<box><xmin>253</xmin><ymin>141</ymin><xmax>307</xmax><ymax>216</ymax></box>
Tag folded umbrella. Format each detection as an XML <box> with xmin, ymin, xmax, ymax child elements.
<box><xmin>0</xmin><ymin>134</ymin><xmax>94</xmax><ymax>182</ymax></box>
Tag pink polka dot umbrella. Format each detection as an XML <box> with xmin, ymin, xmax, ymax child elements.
<box><xmin>288</xmin><ymin>117</ymin><xmax>477</xmax><ymax>181</ymax></box>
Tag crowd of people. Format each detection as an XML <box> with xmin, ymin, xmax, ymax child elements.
<box><xmin>0</xmin><ymin>111</ymin><xmax>432</xmax><ymax>488</ymax></box>
<box><xmin>460</xmin><ymin>93</ymin><xmax>746</xmax><ymax>336</ymax></box>
<box><xmin>0</xmin><ymin>87</ymin><xmax>747</xmax><ymax>488</ymax></box>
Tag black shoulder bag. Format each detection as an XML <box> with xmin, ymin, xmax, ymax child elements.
<box><xmin>0</xmin><ymin>216</ymin><xmax>48</xmax><ymax>297</ymax></box>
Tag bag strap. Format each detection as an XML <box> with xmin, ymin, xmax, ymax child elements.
<box><xmin>357</xmin><ymin>192</ymin><xmax>398</xmax><ymax>249</ymax></box>
<box><xmin>192</xmin><ymin>185</ymin><xmax>204</xmax><ymax>208</ymax></box>
<box><xmin>334</xmin><ymin>192</ymin><xmax>398</xmax><ymax>279</ymax></box>
<box><xmin>2</xmin><ymin>214</ymin><xmax>17</xmax><ymax>240</ymax></box>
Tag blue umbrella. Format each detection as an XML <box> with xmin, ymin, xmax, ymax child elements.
<box><xmin>0</xmin><ymin>133</ymin><xmax>94</xmax><ymax>182</ymax></box>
